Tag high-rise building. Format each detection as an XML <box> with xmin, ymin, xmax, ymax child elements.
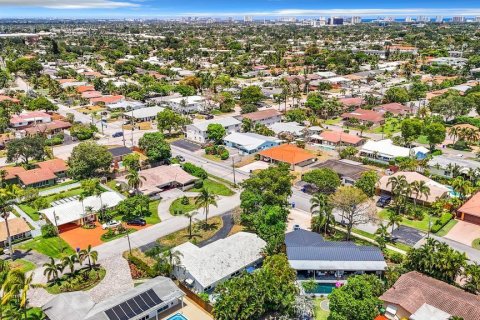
<box><xmin>405</xmin><ymin>17</ymin><xmax>413</xmax><ymax>22</ymax></box>
<box><xmin>351</xmin><ymin>16</ymin><xmax>362</xmax><ymax>24</ymax></box>
<box><xmin>328</xmin><ymin>17</ymin><xmax>344</xmax><ymax>25</ymax></box>
<box><xmin>476</xmin><ymin>16</ymin><xmax>480</xmax><ymax>23</ymax></box>
<box><xmin>417</xmin><ymin>16</ymin><xmax>429</xmax><ymax>22</ymax></box>
<box><xmin>243</xmin><ymin>16</ymin><xmax>253</xmax><ymax>23</ymax></box>
<box><xmin>435</xmin><ymin>16</ymin><xmax>444</xmax><ymax>23</ymax></box>
<box><xmin>453</xmin><ymin>16</ymin><xmax>465</xmax><ymax>23</ymax></box>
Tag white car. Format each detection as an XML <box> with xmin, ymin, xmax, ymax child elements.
<box><xmin>102</xmin><ymin>220</ymin><xmax>121</xmax><ymax>230</ymax></box>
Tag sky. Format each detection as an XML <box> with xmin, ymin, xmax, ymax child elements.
<box><xmin>1</xmin><ymin>0</ymin><xmax>480</xmax><ymax>19</ymax></box>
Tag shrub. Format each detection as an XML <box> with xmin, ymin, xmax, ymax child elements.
<box><xmin>198</xmin><ymin>292</ymin><xmax>210</xmax><ymax>302</ymax></box>
<box><xmin>127</xmin><ymin>254</ymin><xmax>158</xmax><ymax>278</ymax></box>
<box><xmin>431</xmin><ymin>213</ymin><xmax>453</xmax><ymax>233</ymax></box>
<box><xmin>194</xmin><ymin>179</ymin><xmax>203</xmax><ymax>189</ymax></box>
<box><xmin>220</xmin><ymin>150</ymin><xmax>229</xmax><ymax>160</ymax></box>
<box><xmin>182</xmin><ymin>162</ymin><xmax>208</xmax><ymax>179</ymax></box>
<box><xmin>386</xmin><ymin>251</ymin><xmax>404</xmax><ymax>264</ymax></box>
<box><xmin>181</xmin><ymin>196</ymin><xmax>189</xmax><ymax>205</ymax></box>
<box><xmin>41</xmin><ymin>224</ymin><xmax>58</xmax><ymax>238</ymax></box>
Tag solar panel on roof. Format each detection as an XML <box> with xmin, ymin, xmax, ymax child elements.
<box><xmin>105</xmin><ymin>289</ymin><xmax>164</xmax><ymax>320</ymax></box>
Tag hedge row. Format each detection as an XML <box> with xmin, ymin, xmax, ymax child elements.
<box><xmin>431</xmin><ymin>213</ymin><xmax>453</xmax><ymax>233</ymax></box>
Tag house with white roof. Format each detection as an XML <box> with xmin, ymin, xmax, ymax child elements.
<box><xmin>269</xmin><ymin>121</ymin><xmax>306</xmax><ymax>137</ymax></box>
<box><xmin>40</xmin><ymin>191</ymin><xmax>124</xmax><ymax>229</ymax></box>
<box><xmin>360</xmin><ymin>139</ymin><xmax>429</xmax><ymax>163</ymax></box>
<box><xmin>223</xmin><ymin>132</ymin><xmax>281</xmax><ymax>154</ymax></box>
<box><xmin>172</xmin><ymin>232</ymin><xmax>266</xmax><ymax>293</ymax></box>
<box><xmin>427</xmin><ymin>154</ymin><xmax>480</xmax><ymax>178</ymax></box>
<box><xmin>185</xmin><ymin>117</ymin><xmax>241</xmax><ymax>143</ymax></box>
<box><xmin>165</xmin><ymin>95</ymin><xmax>207</xmax><ymax>114</ymax></box>
<box><xmin>123</xmin><ymin>106</ymin><xmax>165</xmax><ymax>122</ymax></box>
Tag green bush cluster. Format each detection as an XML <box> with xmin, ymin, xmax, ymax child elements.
<box><xmin>57</xmin><ymin>269</ymin><xmax>103</xmax><ymax>293</ymax></box>
<box><xmin>127</xmin><ymin>254</ymin><xmax>158</xmax><ymax>278</ymax></box>
<box><xmin>431</xmin><ymin>213</ymin><xmax>453</xmax><ymax>233</ymax></box>
<box><xmin>182</xmin><ymin>162</ymin><xmax>208</xmax><ymax>179</ymax></box>
<box><xmin>45</xmin><ymin>133</ymin><xmax>65</xmax><ymax>146</ymax></box>
<box><xmin>205</xmin><ymin>144</ymin><xmax>229</xmax><ymax>160</ymax></box>
<box><xmin>41</xmin><ymin>224</ymin><xmax>58</xmax><ymax>238</ymax></box>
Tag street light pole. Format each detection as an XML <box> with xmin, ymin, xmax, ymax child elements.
<box><xmin>232</xmin><ymin>157</ymin><xmax>236</xmax><ymax>187</ymax></box>
<box><xmin>126</xmin><ymin>232</ymin><xmax>132</xmax><ymax>255</ymax></box>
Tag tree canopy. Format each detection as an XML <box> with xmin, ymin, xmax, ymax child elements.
<box><xmin>67</xmin><ymin>141</ymin><xmax>113</xmax><ymax>179</ymax></box>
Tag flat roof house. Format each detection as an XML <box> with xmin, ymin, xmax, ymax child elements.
<box><xmin>286</xmin><ymin>229</ymin><xmax>386</xmax><ymax>281</ymax></box>
<box><xmin>166</xmin><ymin>95</ymin><xmax>206</xmax><ymax>114</ymax></box>
<box><xmin>116</xmin><ymin>165</ymin><xmax>198</xmax><ymax>197</ymax></box>
<box><xmin>42</xmin><ymin>276</ymin><xmax>185</xmax><ymax>320</ymax></box>
<box><xmin>10</xmin><ymin>111</ymin><xmax>52</xmax><ymax>129</ymax></box>
<box><xmin>311</xmin><ymin>159</ymin><xmax>370</xmax><ymax>185</ymax></box>
<box><xmin>378</xmin><ymin>171</ymin><xmax>450</xmax><ymax>205</ymax></box>
<box><xmin>380</xmin><ymin>271</ymin><xmax>480</xmax><ymax>320</ymax></box>
<box><xmin>123</xmin><ymin>106</ymin><xmax>165</xmax><ymax>123</ymax></box>
<box><xmin>269</xmin><ymin>121</ymin><xmax>306</xmax><ymax>137</ymax></box>
<box><xmin>427</xmin><ymin>154</ymin><xmax>480</xmax><ymax>178</ymax></box>
<box><xmin>360</xmin><ymin>139</ymin><xmax>429</xmax><ymax>163</ymax></box>
<box><xmin>310</xmin><ymin>130</ymin><xmax>365</xmax><ymax>149</ymax></box>
<box><xmin>107</xmin><ymin>146</ymin><xmax>133</xmax><ymax>163</ymax></box>
<box><xmin>373</xmin><ymin>103</ymin><xmax>410</xmax><ymax>115</ymax></box>
<box><xmin>173</xmin><ymin>232</ymin><xmax>266</xmax><ymax>293</ymax></box>
<box><xmin>236</xmin><ymin>109</ymin><xmax>282</xmax><ymax>126</ymax></box>
<box><xmin>185</xmin><ymin>117</ymin><xmax>241</xmax><ymax>144</ymax></box>
<box><xmin>0</xmin><ymin>217</ymin><xmax>32</xmax><ymax>248</ymax></box>
<box><xmin>41</xmin><ymin>191</ymin><xmax>124</xmax><ymax>229</ymax></box>
<box><xmin>258</xmin><ymin>143</ymin><xmax>317</xmax><ymax>169</ymax></box>
<box><xmin>223</xmin><ymin>132</ymin><xmax>281</xmax><ymax>154</ymax></box>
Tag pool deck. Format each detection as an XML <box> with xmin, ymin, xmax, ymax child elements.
<box><xmin>159</xmin><ymin>297</ymin><xmax>213</xmax><ymax>320</ymax></box>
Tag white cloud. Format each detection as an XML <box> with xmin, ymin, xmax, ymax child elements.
<box><xmin>182</xmin><ymin>8</ymin><xmax>480</xmax><ymax>17</ymax></box>
<box><xmin>0</xmin><ymin>0</ymin><xmax>139</xmax><ymax>9</ymax></box>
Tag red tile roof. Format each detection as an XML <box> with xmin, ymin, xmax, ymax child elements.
<box><xmin>374</xmin><ymin>103</ymin><xmax>410</xmax><ymax>115</ymax></box>
<box><xmin>241</xmin><ymin>109</ymin><xmax>281</xmax><ymax>122</ymax></box>
<box><xmin>37</xmin><ymin>159</ymin><xmax>68</xmax><ymax>174</ymax></box>
<box><xmin>0</xmin><ymin>95</ymin><xmax>20</xmax><ymax>103</ymax></box>
<box><xmin>341</xmin><ymin>108</ymin><xmax>384</xmax><ymax>123</ymax></box>
<box><xmin>339</xmin><ymin>97</ymin><xmax>365</xmax><ymax>107</ymax></box>
<box><xmin>259</xmin><ymin>144</ymin><xmax>315</xmax><ymax>165</ymax></box>
<box><xmin>10</xmin><ymin>111</ymin><xmax>51</xmax><ymax>124</ymax></box>
<box><xmin>76</xmin><ymin>85</ymin><xmax>95</xmax><ymax>93</ymax></box>
<box><xmin>16</xmin><ymin>168</ymin><xmax>57</xmax><ymax>186</ymax></box>
<box><xmin>81</xmin><ymin>91</ymin><xmax>103</xmax><ymax>99</ymax></box>
<box><xmin>318</xmin><ymin>130</ymin><xmax>363</xmax><ymax>145</ymax></box>
<box><xmin>90</xmin><ymin>95</ymin><xmax>124</xmax><ymax>105</ymax></box>
<box><xmin>24</xmin><ymin>120</ymin><xmax>71</xmax><ymax>135</ymax></box>
<box><xmin>458</xmin><ymin>192</ymin><xmax>480</xmax><ymax>217</ymax></box>
<box><xmin>380</xmin><ymin>271</ymin><xmax>480</xmax><ymax>320</ymax></box>
<box><xmin>1</xmin><ymin>166</ymin><xmax>27</xmax><ymax>180</ymax></box>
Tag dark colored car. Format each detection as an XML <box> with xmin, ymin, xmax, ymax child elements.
<box><xmin>126</xmin><ymin>218</ymin><xmax>146</xmax><ymax>226</ymax></box>
<box><xmin>112</xmin><ymin>131</ymin><xmax>124</xmax><ymax>138</ymax></box>
<box><xmin>175</xmin><ymin>155</ymin><xmax>185</xmax><ymax>162</ymax></box>
<box><xmin>376</xmin><ymin>195</ymin><xmax>392</xmax><ymax>208</ymax></box>
<box><xmin>205</xmin><ymin>114</ymin><xmax>214</xmax><ymax>120</ymax></box>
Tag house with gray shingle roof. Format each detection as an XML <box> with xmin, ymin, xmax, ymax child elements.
<box><xmin>285</xmin><ymin>229</ymin><xmax>386</xmax><ymax>280</ymax></box>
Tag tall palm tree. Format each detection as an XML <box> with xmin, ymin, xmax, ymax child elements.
<box><xmin>309</xmin><ymin>193</ymin><xmax>333</xmax><ymax>235</ymax></box>
<box><xmin>375</xmin><ymin>223</ymin><xmax>390</xmax><ymax>251</ymax></box>
<box><xmin>387</xmin><ymin>210</ymin><xmax>403</xmax><ymax>233</ymax></box>
<box><xmin>78</xmin><ymin>194</ymin><xmax>86</xmax><ymax>224</ymax></box>
<box><xmin>61</xmin><ymin>254</ymin><xmax>78</xmax><ymax>275</ymax></box>
<box><xmin>42</xmin><ymin>257</ymin><xmax>61</xmax><ymax>282</ymax></box>
<box><xmin>79</xmin><ymin>245</ymin><xmax>98</xmax><ymax>270</ymax></box>
<box><xmin>156</xmin><ymin>249</ymin><xmax>183</xmax><ymax>277</ymax></box>
<box><xmin>126</xmin><ymin>168</ymin><xmax>146</xmax><ymax>192</ymax></box>
<box><xmin>194</xmin><ymin>189</ymin><xmax>218</xmax><ymax>228</ymax></box>
<box><xmin>1</xmin><ymin>269</ymin><xmax>33</xmax><ymax>320</ymax></box>
<box><xmin>183</xmin><ymin>211</ymin><xmax>197</xmax><ymax>239</ymax></box>
<box><xmin>0</xmin><ymin>186</ymin><xmax>20</xmax><ymax>259</ymax></box>
<box><xmin>410</xmin><ymin>180</ymin><xmax>431</xmax><ymax>207</ymax></box>
<box><xmin>451</xmin><ymin>176</ymin><xmax>473</xmax><ymax>200</ymax></box>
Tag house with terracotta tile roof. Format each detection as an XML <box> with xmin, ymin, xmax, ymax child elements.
<box><xmin>10</xmin><ymin>111</ymin><xmax>52</xmax><ymax>128</ymax></box>
<box><xmin>37</xmin><ymin>159</ymin><xmax>68</xmax><ymax>178</ymax></box>
<box><xmin>380</xmin><ymin>271</ymin><xmax>480</xmax><ymax>320</ymax></box>
<box><xmin>0</xmin><ymin>95</ymin><xmax>20</xmax><ymax>103</ymax></box>
<box><xmin>81</xmin><ymin>91</ymin><xmax>102</xmax><ymax>99</ymax></box>
<box><xmin>16</xmin><ymin>167</ymin><xmax>57</xmax><ymax>188</ymax></box>
<box><xmin>0</xmin><ymin>217</ymin><xmax>32</xmax><ymax>248</ymax></box>
<box><xmin>23</xmin><ymin>120</ymin><xmax>71</xmax><ymax>136</ymax></box>
<box><xmin>258</xmin><ymin>144</ymin><xmax>317</xmax><ymax>169</ymax></box>
<box><xmin>338</xmin><ymin>97</ymin><xmax>365</xmax><ymax>110</ymax></box>
<box><xmin>341</xmin><ymin>108</ymin><xmax>385</xmax><ymax>125</ymax></box>
<box><xmin>373</xmin><ymin>103</ymin><xmax>411</xmax><ymax>115</ymax></box>
<box><xmin>89</xmin><ymin>95</ymin><xmax>125</xmax><ymax>105</ymax></box>
<box><xmin>76</xmin><ymin>85</ymin><xmax>95</xmax><ymax>93</ymax></box>
<box><xmin>310</xmin><ymin>130</ymin><xmax>365</xmax><ymax>149</ymax></box>
<box><xmin>0</xmin><ymin>159</ymin><xmax>68</xmax><ymax>188</ymax></box>
<box><xmin>457</xmin><ymin>192</ymin><xmax>480</xmax><ymax>225</ymax></box>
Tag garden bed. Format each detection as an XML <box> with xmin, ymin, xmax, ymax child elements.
<box><xmin>44</xmin><ymin>267</ymin><xmax>106</xmax><ymax>294</ymax></box>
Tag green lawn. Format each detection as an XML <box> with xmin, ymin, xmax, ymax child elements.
<box><xmin>351</xmin><ymin>227</ymin><xmax>411</xmax><ymax>252</ymax></box>
<box><xmin>16</xmin><ymin>236</ymin><xmax>74</xmax><ymax>259</ymax></box>
<box><xmin>203</xmin><ymin>154</ymin><xmax>222</xmax><ymax>162</ymax></box>
<box><xmin>146</xmin><ymin>200</ymin><xmax>161</xmax><ymax>224</ymax></box>
<box><xmin>324</xmin><ymin>117</ymin><xmax>342</xmax><ymax>125</ymax></box>
<box><xmin>169</xmin><ymin>197</ymin><xmax>199</xmax><ymax>215</ymax></box>
<box><xmin>370</xmin><ymin>118</ymin><xmax>401</xmax><ymax>134</ymax></box>
<box><xmin>191</xmin><ymin>179</ymin><xmax>234</xmax><ymax>196</ymax></box>
<box><xmin>314</xmin><ymin>298</ymin><xmax>330</xmax><ymax>320</ymax></box>
<box><xmin>43</xmin><ymin>188</ymin><xmax>85</xmax><ymax>204</ymax></box>
<box><xmin>18</xmin><ymin>204</ymin><xmax>40</xmax><ymax>221</ymax></box>
<box><xmin>378</xmin><ymin>208</ymin><xmax>438</xmax><ymax>232</ymax></box>
<box><xmin>9</xmin><ymin>259</ymin><xmax>36</xmax><ymax>273</ymax></box>
<box><xmin>435</xmin><ymin>219</ymin><xmax>458</xmax><ymax>237</ymax></box>
<box><xmin>37</xmin><ymin>180</ymin><xmax>78</xmax><ymax>192</ymax></box>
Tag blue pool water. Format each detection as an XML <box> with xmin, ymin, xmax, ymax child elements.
<box><xmin>167</xmin><ymin>313</ymin><xmax>188</xmax><ymax>320</ymax></box>
<box><xmin>306</xmin><ymin>283</ymin><xmax>336</xmax><ymax>294</ymax></box>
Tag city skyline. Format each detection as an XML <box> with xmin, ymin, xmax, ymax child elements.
<box><xmin>1</xmin><ymin>0</ymin><xmax>480</xmax><ymax>18</ymax></box>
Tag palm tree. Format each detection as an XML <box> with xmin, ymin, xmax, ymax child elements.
<box><xmin>43</xmin><ymin>258</ymin><xmax>61</xmax><ymax>282</ymax></box>
<box><xmin>78</xmin><ymin>194</ymin><xmax>86</xmax><ymax>224</ymax></box>
<box><xmin>310</xmin><ymin>193</ymin><xmax>333</xmax><ymax>235</ymax></box>
<box><xmin>183</xmin><ymin>211</ymin><xmax>197</xmax><ymax>239</ymax></box>
<box><xmin>79</xmin><ymin>245</ymin><xmax>98</xmax><ymax>270</ymax></box>
<box><xmin>1</xmin><ymin>269</ymin><xmax>33</xmax><ymax>319</ymax></box>
<box><xmin>387</xmin><ymin>210</ymin><xmax>403</xmax><ymax>233</ymax></box>
<box><xmin>194</xmin><ymin>189</ymin><xmax>218</xmax><ymax>228</ymax></box>
<box><xmin>410</xmin><ymin>180</ymin><xmax>431</xmax><ymax>207</ymax></box>
<box><xmin>126</xmin><ymin>168</ymin><xmax>146</xmax><ymax>193</ymax></box>
<box><xmin>0</xmin><ymin>186</ymin><xmax>20</xmax><ymax>259</ymax></box>
<box><xmin>451</xmin><ymin>176</ymin><xmax>473</xmax><ymax>200</ymax></box>
<box><xmin>155</xmin><ymin>249</ymin><xmax>183</xmax><ymax>277</ymax></box>
<box><xmin>375</xmin><ymin>223</ymin><xmax>390</xmax><ymax>251</ymax></box>
<box><xmin>61</xmin><ymin>254</ymin><xmax>78</xmax><ymax>276</ymax></box>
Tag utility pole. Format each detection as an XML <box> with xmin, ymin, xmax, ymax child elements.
<box><xmin>126</xmin><ymin>232</ymin><xmax>132</xmax><ymax>255</ymax></box>
<box><xmin>232</xmin><ymin>157</ymin><xmax>236</xmax><ymax>187</ymax></box>
<box><xmin>131</xmin><ymin>109</ymin><xmax>134</xmax><ymax>147</ymax></box>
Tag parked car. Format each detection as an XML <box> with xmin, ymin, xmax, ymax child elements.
<box><xmin>175</xmin><ymin>155</ymin><xmax>185</xmax><ymax>162</ymax></box>
<box><xmin>112</xmin><ymin>131</ymin><xmax>123</xmax><ymax>138</ymax></box>
<box><xmin>127</xmin><ymin>218</ymin><xmax>146</xmax><ymax>226</ymax></box>
<box><xmin>376</xmin><ymin>195</ymin><xmax>392</xmax><ymax>208</ymax></box>
<box><xmin>293</xmin><ymin>224</ymin><xmax>301</xmax><ymax>231</ymax></box>
<box><xmin>205</xmin><ymin>114</ymin><xmax>214</xmax><ymax>120</ymax></box>
<box><xmin>102</xmin><ymin>220</ymin><xmax>121</xmax><ymax>230</ymax></box>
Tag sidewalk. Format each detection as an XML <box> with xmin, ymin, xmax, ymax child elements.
<box><xmin>13</xmin><ymin>204</ymin><xmax>42</xmax><ymax>237</ymax></box>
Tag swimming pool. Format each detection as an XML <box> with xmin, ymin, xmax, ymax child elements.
<box><xmin>305</xmin><ymin>283</ymin><xmax>336</xmax><ymax>294</ymax></box>
<box><xmin>166</xmin><ymin>313</ymin><xmax>188</xmax><ymax>320</ymax></box>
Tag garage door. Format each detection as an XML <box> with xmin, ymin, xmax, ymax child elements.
<box><xmin>463</xmin><ymin>213</ymin><xmax>480</xmax><ymax>226</ymax></box>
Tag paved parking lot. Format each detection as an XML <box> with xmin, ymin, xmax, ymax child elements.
<box><xmin>171</xmin><ymin>139</ymin><xmax>202</xmax><ymax>152</ymax></box>
<box><xmin>391</xmin><ymin>225</ymin><xmax>426</xmax><ymax>246</ymax></box>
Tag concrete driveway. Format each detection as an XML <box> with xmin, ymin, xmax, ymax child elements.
<box><xmin>287</xmin><ymin>208</ymin><xmax>311</xmax><ymax>231</ymax></box>
<box><xmin>444</xmin><ymin>220</ymin><xmax>480</xmax><ymax>246</ymax></box>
